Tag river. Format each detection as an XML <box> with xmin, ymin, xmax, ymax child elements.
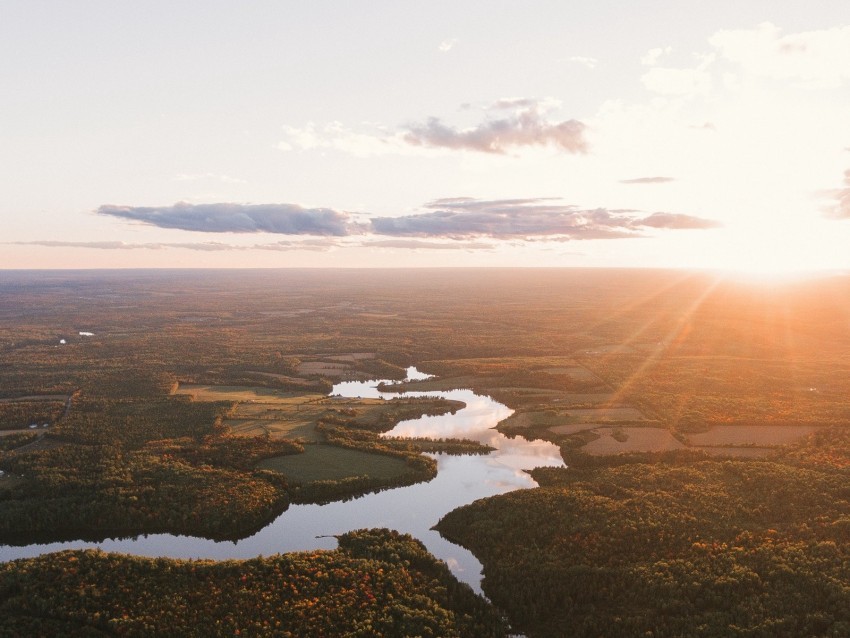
<box><xmin>0</xmin><ymin>367</ymin><xmax>565</xmax><ymax>593</ymax></box>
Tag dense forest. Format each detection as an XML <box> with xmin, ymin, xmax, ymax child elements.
<box><xmin>0</xmin><ymin>529</ymin><xmax>507</xmax><ymax>637</ymax></box>
<box><xmin>438</xmin><ymin>429</ymin><xmax>850</xmax><ymax>637</ymax></box>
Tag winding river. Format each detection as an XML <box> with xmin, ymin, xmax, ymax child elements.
<box><xmin>0</xmin><ymin>368</ymin><xmax>565</xmax><ymax>593</ymax></box>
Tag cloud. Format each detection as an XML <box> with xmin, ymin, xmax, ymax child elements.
<box><xmin>369</xmin><ymin>198</ymin><xmax>718</xmax><ymax>239</ymax></box>
<box><xmin>96</xmin><ymin>202</ymin><xmax>356</xmax><ymax>236</ymax></box>
<box><xmin>278</xmin><ymin>121</ymin><xmax>408</xmax><ymax>157</ymax></box>
<box><xmin>709</xmin><ymin>23</ymin><xmax>850</xmax><ymax>89</ymax></box>
<box><xmin>9</xmin><ymin>239</ymin><xmax>342</xmax><ymax>252</ymax></box>
<box><xmin>641</xmin><ymin>66</ymin><xmax>712</xmax><ymax>96</ymax></box>
<box><xmin>163</xmin><ymin>242</ymin><xmax>243</xmax><ymax>252</ymax></box>
<box><xmin>362</xmin><ymin>239</ymin><xmax>494</xmax><ymax>250</ymax></box>
<box><xmin>486</xmin><ymin>97</ymin><xmax>547</xmax><ymax>111</ymax></box>
<box><xmin>87</xmin><ymin>197</ymin><xmax>720</xmax><ymax>246</ymax></box>
<box><xmin>438</xmin><ymin>38</ymin><xmax>458</xmax><ymax>52</ymax></box>
<box><xmin>253</xmin><ymin>239</ymin><xmax>340</xmax><ymax>252</ymax></box>
<box><xmin>402</xmin><ymin>101</ymin><xmax>587</xmax><ymax>154</ymax></box>
<box><xmin>10</xmin><ymin>240</ymin><xmax>163</xmax><ymax>250</ymax></box>
<box><xmin>12</xmin><ymin>236</ymin><xmax>491</xmax><ymax>253</ymax></box>
<box><xmin>635</xmin><ymin>212</ymin><xmax>722</xmax><ymax>229</ymax></box>
<box><xmin>825</xmin><ymin>169</ymin><xmax>850</xmax><ymax>219</ymax></box>
<box><xmin>620</xmin><ymin>176</ymin><xmax>675</xmax><ymax>184</ymax></box>
<box><xmin>10</xmin><ymin>240</ymin><xmax>244</xmax><ymax>251</ymax></box>
<box><xmin>568</xmin><ymin>56</ymin><xmax>598</xmax><ymax>69</ymax></box>
<box><xmin>637</xmin><ymin>24</ymin><xmax>850</xmax><ymax>102</ymax></box>
<box><xmin>641</xmin><ymin>46</ymin><xmax>672</xmax><ymax>66</ymax></box>
<box><xmin>173</xmin><ymin>173</ymin><xmax>247</xmax><ymax>184</ymax></box>
<box><xmin>279</xmin><ymin>98</ymin><xmax>585</xmax><ymax>157</ymax></box>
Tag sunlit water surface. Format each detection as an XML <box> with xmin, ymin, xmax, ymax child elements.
<box><xmin>0</xmin><ymin>367</ymin><xmax>564</xmax><ymax>593</ymax></box>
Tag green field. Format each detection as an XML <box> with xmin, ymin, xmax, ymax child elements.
<box><xmin>258</xmin><ymin>445</ymin><xmax>411</xmax><ymax>483</ymax></box>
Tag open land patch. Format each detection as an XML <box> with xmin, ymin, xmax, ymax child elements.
<box><xmin>226</xmin><ymin>418</ymin><xmax>321</xmax><ymax>442</ymax></box>
<box><xmin>175</xmin><ymin>384</ymin><xmax>319</xmax><ymax>404</ymax></box>
<box><xmin>563</xmin><ymin>407</ymin><xmax>648</xmax><ymax>422</ymax></box>
<box><xmin>422</xmin><ymin>356</ymin><xmax>589</xmax><ymax>376</ymax></box>
<box><xmin>485</xmin><ymin>389</ymin><xmax>614</xmax><ymax>402</ymax></box>
<box><xmin>551</xmin><ymin>392</ymin><xmax>614</xmax><ymax>405</ymax></box>
<box><xmin>257</xmin><ymin>445</ymin><xmax>411</xmax><ymax>483</ymax></box>
<box><xmin>0</xmin><ymin>474</ymin><xmax>23</xmax><ymax>489</ymax></box>
<box><xmin>257</xmin><ymin>308</ymin><xmax>315</xmax><ymax>317</ymax></box>
<box><xmin>580</xmin><ymin>344</ymin><xmax>637</xmax><ymax>355</ymax></box>
<box><xmin>297</xmin><ymin>361</ymin><xmax>351</xmax><ymax>377</ymax></box>
<box><xmin>548</xmin><ymin>422</ymin><xmax>610</xmax><ymax>436</ymax></box>
<box><xmin>244</xmin><ymin>370</ymin><xmax>315</xmax><ymax>387</ymax></box>
<box><xmin>693</xmin><ymin>446</ymin><xmax>775</xmax><ymax>458</ymax></box>
<box><xmin>686</xmin><ymin>424</ymin><xmax>822</xmax><ymax>447</ymax></box>
<box><xmin>498</xmin><ymin>410</ymin><xmax>568</xmax><ymax>431</ymax></box>
<box><xmin>325</xmin><ymin>352</ymin><xmax>376</xmax><ymax>362</ymax></box>
<box><xmin>537</xmin><ymin>366</ymin><xmax>602</xmax><ymax>382</ymax></box>
<box><xmin>579</xmin><ymin>426</ymin><xmax>685</xmax><ymax>455</ymax></box>
<box><xmin>0</xmin><ymin>429</ymin><xmax>41</xmax><ymax>438</ymax></box>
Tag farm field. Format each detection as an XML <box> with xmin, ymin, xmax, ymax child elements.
<box><xmin>578</xmin><ymin>425</ymin><xmax>685</xmax><ymax>455</ymax></box>
<box><xmin>175</xmin><ymin>384</ymin><xmax>319</xmax><ymax>403</ymax></box>
<box><xmin>685</xmin><ymin>424</ymin><xmax>822</xmax><ymax>447</ymax></box>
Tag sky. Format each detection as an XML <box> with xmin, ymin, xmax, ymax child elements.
<box><xmin>2</xmin><ymin>1</ymin><xmax>850</xmax><ymax>271</ymax></box>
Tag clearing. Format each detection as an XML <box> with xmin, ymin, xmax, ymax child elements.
<box><xmin>563</xmin><ymin>407</ymin><xmax>648</xmax><ymax>422</ymax></box>
<box><xmin>548</xmin><ymin>422</ymin><xmax>608</xmax><ymax>436</ymax></box>
<box><xmin>580</xmin><ymin>426</ymin><xmax>685</xmax><ymax>455</ymax></box>
<box><xmin>536</xmin><ymin>366</ymin><xmax>602</xmax><ymax>382</ymax></box>
<box><xmin>257</xmin><ymin>445</ymin><xmax>410</xmax><ymax>483</ymax></box>
<box><xmin>685</xmin><ymin>424</ymin><xmax>822</xmax><ymax>448</ymax></box>
<box><xmin>175</xmin><ymin>384</ymin><xmax>318</xmax><ymax>404</ymax></box>
<box><xmin>297</xmin><ymin>362</ymin><xmax>352</xmax><ymax>377</ymax></box>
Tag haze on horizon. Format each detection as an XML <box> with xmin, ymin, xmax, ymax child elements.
<box><xmin>2</xmin><ymin>1</ymin><xmax>850</xmax><ymax>274</ymax></box>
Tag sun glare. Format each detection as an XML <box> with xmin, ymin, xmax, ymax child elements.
<box><xmin>689</xmin><ymin>220</ymin><xmax>848</xmax><ymax>283</ymax></box>
<box><xmin>718</xmin><ymin>246</ymin><xmax>825</xmax><ymax>281</ymax></box>
<box><xmin>721</xmin><ymin>266</ymin><xmax>826</xmax><ymax>285</ymax></box>
<box><xmin>716</xmin><ymin>252</ymin><xmax>837</xmax><ymax>284</ymax></box>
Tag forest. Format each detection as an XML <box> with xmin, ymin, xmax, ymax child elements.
<box><xmin>2</xmin><ymin>268</ymin><xmax>850</xmax><ymax>636</ymax></box>
<box><xmin>438</xmin><ymin>429</ymin><xmax>850</xmax><ymax>636</ymax></box>
<box><xmin>0</xmin><ymin>528</ymin><xmax>507</xmax><ymax>637</ymax></box>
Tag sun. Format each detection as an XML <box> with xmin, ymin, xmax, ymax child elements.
<box><xmin>716</xmin><ymin>249</ymin><xmax>837</xmax><ymax>284</ymax></box>
<box><xmin>685</xmin><ymin>220</ymin><xmax>849</xmax><ymax>282</ymax></box>
<box><xmin>718</xmin><ymin>242</ymin><xmax>819</xmax><ymax>281</ymax></box>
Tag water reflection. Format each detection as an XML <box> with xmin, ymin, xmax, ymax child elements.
<box><xmin>0</xmin><ymin>369</ymin><xmax>565</xmax><ymax>594</ymax></box>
